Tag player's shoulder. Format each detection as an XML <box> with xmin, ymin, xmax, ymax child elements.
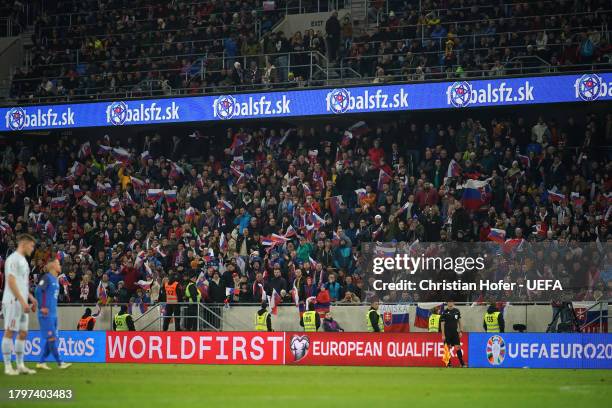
<box><xmin>5</xmin><ymin>252</ymin><xmax>22</xmax><ymax>268</ymax></box>
<box><xmin>38</xmin><ymin>274</ymin><xmax>49</xmax><ymax>287</ymax></box>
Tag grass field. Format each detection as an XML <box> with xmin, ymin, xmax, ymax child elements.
<box><xmin>1</xmin><ymin>364</ymin><xmax>610</xmax><ymax>408</ymax></box>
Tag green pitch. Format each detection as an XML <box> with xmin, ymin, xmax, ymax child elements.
<box><xmin>1</xmin><ymin>364</ymin><xmax>610</xmax><ymax>408</ymax></box>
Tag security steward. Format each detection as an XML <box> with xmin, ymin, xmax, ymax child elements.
<box><xmin>366</xmin><ymin>299</ymin><xmax>384</xmax><ymax>332</ymax></box>
<box><xmin>483</xmin><ymin>303</ymin><xmax>505</xmax><ymax>332</ymax></box>
<box><xmin>160</xmin><ymin>274</ymin><xmax>182</xmax><ymax>331</ymax></box>
<box><xmin>300</xmin><ymin>302</ymin><xmax>321</xmax><ymax>332</ymax></box>
<box><xmin>183</xmin><ymin>273</ymin><xmax>202</xmax><ymax>331</ymax></box>
<box><xmin>77</xmin><ymin>307</ymin><xmax>96</xmax><ymax>331</ymax></box>
<box><xmin>113</xmin><ymin>305</ymin><xmax>135</xmax><ymax>331</ymax></box>
<box><xmin>428</xmin><ymin>305</ymin><xmax>441</xmax><ymax>332</ymax></box>
<box><xmin>255</xmin><ymin>301</ymin><xmax>273</xmax><ymax>332</ymax></box>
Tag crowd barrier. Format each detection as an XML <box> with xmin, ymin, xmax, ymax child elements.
<box><xmin>3</xmin><ymin>331</ymin><xmax>610</xmax><ymax>369</ymax></box>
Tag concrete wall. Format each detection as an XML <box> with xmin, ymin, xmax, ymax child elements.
<box><xmin>1</xmin><ymin>304</ymin><xmax>168</xmax><ymax>332</ymax></box>
<box><xmin>222</xmin><ymin>304</ymin><xmax>612</xmax><ymax>333</ymax></box>
<box><xmin>272</xmin><ymin>10</ymin><xmax>350</xmax><ymax>37</ymax></box>
<box><xmin>2</xmin><ymin>304</ymin><xmax>609</xmax><ymax>333</ymax></box>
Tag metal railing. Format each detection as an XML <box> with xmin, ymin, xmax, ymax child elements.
<box><xmin>1</xmin><ymin>62</ymin><xmax>609</xmax><ymax>106</ymax></box>
<box><xmin>580</xmin><ymin>301</ymin><xmax>611</xmax><ymax>333</ymax></box>
<box><xmin>0</xmin><ymin>17</ymin><xmax>19</xmax><ymax>37</ymax></box>
<box><xmin>131</xmin><ymin>302</ymin><xmax>236</xmax><ymax>332</ymax></box>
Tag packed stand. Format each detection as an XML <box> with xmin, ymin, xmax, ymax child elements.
<box><xmin>8</xmin><ymin>0</ymin><xmax>288</xmax><ymax>102</ymax></box>
<box><xmin>0</xmin><ymin>110</ymin><xmax>611</xmax><ymax>307</ymax></box>
<box><xmin>7</xmin><ymin>0</ymin><xmax>612</xmax><ymax>103</ymax></box>
<box><xmin>347</xmin><ymin>0</ymin><xmax>612</xmax><ymax>82</ymax></box>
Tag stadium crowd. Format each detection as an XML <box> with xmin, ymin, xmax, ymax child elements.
<box><xmin>6</xmin><ymin>0</ymin><xmax>611</xmax><ymax>102</ymax></box>
<box><xmin>0</xmin><ymin>108</ymin><xmax>611</xmax><ymax>307</ymax></box>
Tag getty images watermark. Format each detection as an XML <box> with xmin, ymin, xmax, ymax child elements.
<box><xmin>360</xmin><ymin>242</ymin><xmax>610</xmax><ymax>302</ymax></box>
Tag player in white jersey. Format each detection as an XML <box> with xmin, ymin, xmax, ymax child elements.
<box><xmin>2</xmin><ymin>234</ymin><xmax>38</xmax><ymax>375</ymax></box>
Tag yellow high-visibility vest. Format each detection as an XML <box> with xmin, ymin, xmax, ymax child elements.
<box><xmin>184</xmin><ymin>282</ymin><xmax>202</xmax><ymax>303</ymax></box>
<box><xmin>302</xmin><ymin>311</ymin><xmax>317</xmax><ymax>332</ymax></box>
<box><xmin>484</xmin><ymin>311</ymin><xmax>501</xmax><ymax>332</ymax></box>
<box><xmin>114</xmin><ymin>313</ymin><xmax>130</xmax><ymax>331</ymax></box>
<box><xmin>366</xmin><ymin>309</ymin><xmax>384</xmax><ymax>332</ymax></box>
<box><xmin>428</xmin><ymin>313</ymin><xmax>441</xmax><ymax>332</ymax></box>
<box><xmin>255</xmin><ymin>311</ymin><xmax>269</xmax><ymax>331</ymax></box>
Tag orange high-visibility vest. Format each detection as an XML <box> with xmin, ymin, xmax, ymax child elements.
<box><xmin>78</xmin><ymin>316</ymin><xmax>95</xmax><ymax>330</ymax></box>
<box><xmin>165</xmin><ymin>282</ymin><xmax>179</xmax><ymax>303</ymax></box>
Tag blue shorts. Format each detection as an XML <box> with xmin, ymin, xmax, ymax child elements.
<box><xmin>39</xmin><ymin>316</ymin><xmax>58</xmax><ymax>339</ymax></box>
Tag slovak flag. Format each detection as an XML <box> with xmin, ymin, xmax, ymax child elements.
<box><xmin>218</xmin><ymin>199</ymin><xmax>233</xmax><ymax>212</ymax></box>
<box><xmin>70</xmin><ymin>161</ymin><xmax>86</xmax><ymax>177</ymax></box>
<box><xmin>461</xmin><ymin>179</ymin><xmax>491</xmax><ymax>210</ymax></box>
<box><xmin>570</xmin><ymin>192</ymin><xmax>584</xmax><ymax>207</ymax></box>
<box><xmin>329</xmin><ymin>195</ymin><xmax>343</xmax><ymax>217</ymax></box>
<box><xmin>487</xmin><ymin>228</ymin><xmax>506</xmax><ymax>243</ymax></box>
<box><xmin>267</xmin><ymin>288</ymin><xmax>283</xmax><ymax>315</ymax></box>
<box><xmin>97</xmin><ymin>281</ymin><xmax>108</xmax><ymax>304</ymax></box>
<box><xmin>446</xmin><ymin>159</ymin><xmax>462</xmax><ymax>178</ymax></box>
<box><xmin>284</xmin><ymin>225</ymin><xmax>297</xmax><ymax>238</ymax></box>
<box><xmin>308</xmin><ymin>256</ymin><xmax>320</xmax><ymax>270</ymax></box>
<box><xmin>547</xmin><ymin>190</ymin><xmax>566</xmax><ymax>203</ymax></box>
<box><xmin>58</xmin><ymin>273</ymin><xmax>71</xmax><ymax>301</ymax></box>
<box><xmin>308</xmin><ymin>150</ymin><xmax>318</xmax><ymax>164</ymax></box>
<box><xmin>50</xmin><ymin>196</ymin><xmax>68</xmax><ymax>208</ymax></box>
<box><xmin>230</xmin><ymin>165</ymin><xmax>245</xmax><ymax>184</ymax></box>
<box><xmin>260</xmin><ymin>236</ymin><xmax>276</xmax><ymax>247</ymax></box>
<box><xmin>310</xmin><ymin>212</ymin><xmax>325</xmax><ymax>229</ymax></box>
<box><xmin>164</xmin><ymin>190</ymin><xmax>177</xmax><ymax>203</ymax></box>
<box><xmin>135</xmin><ymin>280</ymin><xmax>153</xmax><ymax>291</ymax></box>
<box><xmin>342</xmin><ymin>121</ymin><xmax>368</xmax><ymax>146</ymax></box>
<box><xmin>98</xmin><ymin>145</ymin><xmax>112</xmax><ymax>155</ymax></box>
<box><xmin>78</xmin><ymin>141</ymin><xmax>91</xmax><ymax>159</ymax></box>
<box><xmin>73</xmin><ymin>185</ymin><xmax>84</xmax><ymax>198</ymax></box>
<box><xmin>97</xmin><ymin>182</ymin><xmax>113</xmax><ymax>193</ymax></box>
<box><xmin>140</xmin><ymin>151</ymin><xmax>152</xmax><ymax>161</ymax></box>
<box><xmin>219</xmin><ymin>232</ymin><xmax>228</xmax><ymax>252</ymax></box>
<box><xmin>355</xmin><ymin>188</ymin><xmax>367</xmax><ymax>203</ymax></box>
<box><xmin>169</xmin><ymin>162</ymin><xmax>184</xmax><ymax>179</ymax></box>
<box><xmin>517</xmin><ymin>154</ymin><xmax>531</xmax><ymax>168</ymax></box>
<box><xmin>55</xmin><ymin>251</ymin><xmax>67</xmax><ymax>263</ymax></box>
<box><xmin>123</xmin><ymin>191</ymin><xmax>135</xmax><ymax>205</ymax></box>
<box><xmin>146</xmin><ymin>189</ymin><xmax>164</xmax><ymax>201</ymax></box>
<box><xmin>130</xmin><ymin>176</ymin><xmax>146</xmax><ymax>190</ymax></box>
<box><xmin>503</xmin><ymin>238</ymin><xmax>525</xmax><ymax>255</ymax></box>
<box><xmin>109</xmin><ymin>197</ymin><xmax>122</xmax><ymax>213</ymax></box>
<box><xmin>112</xmin><ymin>147</ymin><xmax>131</xmax><ymax>162</ymax></box>
<box><xmin>44</xmin><ymin>220</ymin><xmax>55</xmax><ymax>238</ymax></box>
<box><xmin>185</xmin><ymin>207</ymin><xmax>196</xmax><ymax>222</ymax></box>
<box><xmin>134</xmin><ymin>250</ymin><xmax>147</xmax><ymax>268</ymax></box>
<box><xmin>414</xmin><ymin>306</ymin><xmax>431</xmax><ymax>329</ymax></box>
<box><xmin>302</xmin><ymin>183</ymin><xmax>312</xmax><ymax>196</ymax></box>
<box><xmin>78</xmin><ymin>195</ymin><xmax>98</xmax><ymax>208</ymax></box>
<box><xmin>377</xmin><ymin>169</ymin><xmax>392</xmax><ymax>190</ymax></box>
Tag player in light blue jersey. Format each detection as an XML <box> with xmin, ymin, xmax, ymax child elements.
<box><xmin>34</xmin><ymin>259</ymin><xmax>71</xmax><ymax>370</ymax></box>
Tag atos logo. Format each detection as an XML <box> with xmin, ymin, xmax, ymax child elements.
<box><xmin>6</xmin><ymin>107</ymin><xmax>26</xmax><ymax>130</ymax></box>
<box><xmin>327</xmin><ymin>88</ymin><xmax>351</xmax><ymax>113</ymax></box>
<box><xmin>574</xmin><ymin>73</ymin><xmax>602</xmax><ymax>101</ymax></box>
<box><xmin>213</xmin><ymin>95</ymin><xmax>237</xmax><ymax>120</ymax></box>
<box><xmin>486</xmin><ymin>335</ymin><xmax>506</xmax><ymax>366</ymax></box>
<box><xmin>447</xmin><ymin>81</ymin><xmax>473</xmax><ymax>107</ymax></box>
<box><xmin>107</xmin><ymin>101</ymin><xmax>128</xmax><ymax>125</ymax></box>
<box><xmin>289</xmin><ymin>335</ymin><xmax>310</xmax><ymax>362</ymax></box>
